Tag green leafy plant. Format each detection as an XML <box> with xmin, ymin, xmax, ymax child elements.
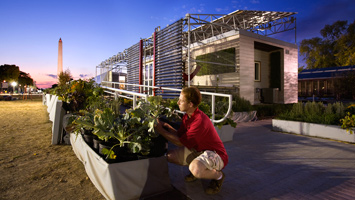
<box><xmin>231</xmin><ymin>93</ymin><xmax>253</xmax><ymax>112</ymax></box>
<box><xmin>55</xmin><ymin>78</ymin><xmax>101</xmax><ymax>113</ymax></box>
<box><xmin>340</xmin><ymin>112</ymin><xmax>355</xmax><ymax>134</ymax></box>
<box><xmin>97</xmin><ymin>96</ymin><xmax>179</xmax><ymax>160</ymax></box>
<box><xmin>214</xmin><ymin>116</ymin><xmax>237</xmax><ymax>129</ymax></box>
<box><xmin>277</xmin><ymin>101</ymin><xmax>346</xmax><ymax>125</ymax></box>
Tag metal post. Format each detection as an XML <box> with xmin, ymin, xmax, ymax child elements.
<box><xmin>187</xmin><ymin>14</ymin><xmax>191</xmax><ymax>87</ymax></box>
<box><xmin>295</xmin><ymin>18</ymin><xmax>297</xmax><ymax>45</ymax></box>
<box><xmin>211</xmin><ymin>95</ymin><xmax>215</xmax><ymax>124</ymax></box>
<box><xmin>133</xmin><ymin>95</ymin><xmax>137</xmax><ymax>108</ymax></box>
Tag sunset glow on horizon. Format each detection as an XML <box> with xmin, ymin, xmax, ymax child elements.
<box><xmin>1</xmin><ymin>0</ymin><xmax>354</xmax><ymax>89</ymax></box>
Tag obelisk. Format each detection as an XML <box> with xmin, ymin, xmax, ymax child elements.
<box><xmin>57</xmin><ymin>38</ymin><xmax>63</xmax><ymax>76</ymax></box>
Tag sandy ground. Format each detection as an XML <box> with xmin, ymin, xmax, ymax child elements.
<box><xmin>0</xmin><ymin>100</ymin><xmax>105</xmax><ymax>200</ymax></box>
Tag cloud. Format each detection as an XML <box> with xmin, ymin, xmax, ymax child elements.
<box><xmin>36</xmin><ymin>81</ymin><xmax>57</xmax><ymax>89</ymax></box>
<box><xmin>79</xmin><ymin>74</ymin><xmax>89</xmax><ymax>78</ymax></box>
<box><xmin>46</xmin><ymin>74</ymin><xmax>57</xmax><ymax>79</ymax></box>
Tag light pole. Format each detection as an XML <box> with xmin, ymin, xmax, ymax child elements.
<box><xmin>11</xmin><ymin>81</ymin><xmax>17</xmax><ymax>94</ymax></box>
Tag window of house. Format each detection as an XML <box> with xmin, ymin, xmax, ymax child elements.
<box><xmin>196</xmin><ymin>48</ymin><xmax>236</xmax><ymax>76</ymax></box>
<box><xmin>255</xmin><ymin>61</ymin><xmax>261</xmax><ymax>81</ymax></box>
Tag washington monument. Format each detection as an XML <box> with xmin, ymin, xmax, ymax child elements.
<box><xmin>57</xmin><ymin>38</ymin><xmax>63</xmax><ymax>76</ymax></box>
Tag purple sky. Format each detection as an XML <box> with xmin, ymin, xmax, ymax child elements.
<box><xmin>1</xmin><ymin>0</ymin><xmax>354</xmax><ymax>88</ymax></box>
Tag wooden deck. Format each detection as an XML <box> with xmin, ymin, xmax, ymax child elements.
<box><xmin>168</xmin><ymin>119</ymin><xmax>355</xmax><ymax>200</ymax></box>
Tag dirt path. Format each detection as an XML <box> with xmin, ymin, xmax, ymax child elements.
<box><xmin>0</xmin><ymin>100</ymin><xmax>104</xmax><ymax>200</ymax></box>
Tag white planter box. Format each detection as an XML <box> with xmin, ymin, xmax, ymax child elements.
<box><xmin>272</xmin><ymin>119</ymin><xmax>355</xmax><ymax>143</ymax></box>
<box><xmin>70</xmin><ymin>133</ymin><xmax>172</xmax><ymax>200</ymax></box>
<box><xmin>215</xmin><ymin>125</ymin><xmax>236</xmax><ymax>142</ymax></box>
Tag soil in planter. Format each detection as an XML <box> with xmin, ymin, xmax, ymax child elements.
<box><xmin>98</xmin><ymin>141</ymin><xmax>117</xmax><ymax>156</ymax></box>
<box><xmin>99</xmin><ymin>143</ymin><xmax>139</xmax><ymax>163</ymax></box>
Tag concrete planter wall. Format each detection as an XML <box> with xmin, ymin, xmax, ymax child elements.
<box><xmin>272</xmin><ymin>119</ymin><xmax>355</xmax><ymax>143</ymax></box>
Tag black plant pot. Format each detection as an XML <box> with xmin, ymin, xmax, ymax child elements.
<box><xmin>92</xmin><ymin>136</ymin><xmax>101</xmax><ymax>153</ymax></box>
<box><xmin>99</xmin><ymin>141</ymin><xmax>115</xmax><ymax>156</ymax></box>
<box><xmin>149</xmin><ymin>135</ymin><xmax>168</xmax><ymax>157</ymax></box>
<box><xmin>81</xmin><ymin>129</ymin><xmax>94</xmax><ymax>147</ymax></box>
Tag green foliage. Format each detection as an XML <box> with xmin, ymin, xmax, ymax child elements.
<box><xmin>214</xmin><ymin>117</ymin><xmax>237</xmax><ymax>129</ymax></box>
<box><xmin>18</xmin><ymin>71</ymin><xmax>33</xmax><ymax>87</ymax></box>
<box><xmin>101</xmin><ymin>148</ymin><xmax>117</xmax><ymax>159</ymax></box>
<box><xmin>70</xmin><ymin>95</ymin><xmax>179</xmax><ymax>160</ymax></box>
<box><xmin>198</xmin><ymin>100</ymin><xmax>212</xmax><ymax>117</ymax></box>
<box><xmin>277</xmin><ymin>102</ymin><xmax>346</xmax><ymax>125</ymax></box>
<box><xmin>58</xmin><ymin>69</ymin><xmax>73</xmax><ymax>87</ymax></box>
<box><xmin>345</xmin><ymin>104</ymin><xmax>355</xmax><ymax>115</ymax></box>
<box><xmin>231</xmin><ymin>93</ymin><xmax>253</xmax><ymax>112</ymax></box>
<box><xmin>340</xmin><ymin>112</ymin><xmax>355</xmax><ymax>134</ymax></box>
<box><xmin>300</xmin><ymin>20</ymin><xmax>355</xmax><ymax>69</ymax></box>
<box><xmin>252</xmin><ymin>104</ymin><xmax>293</xmax><ymax>119</ymax></box>
<box><xmin>0</xmin><ymin>64</ymin><xmax>20</xmax><ymax>82</ymax></box>
<box><xmin>54</xmin><ymin>78</ymin><xmax>100</xmax><ymax>112</ymax></box>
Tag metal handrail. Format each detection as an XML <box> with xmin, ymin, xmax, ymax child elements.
<box><xmin>101</xmin><ymin>86</ymin><xmax>148</xmax><ymax>109</ymax></box>
<box><xmin>101</xmin><ymin>81</ymin><xmax>232</xmax><ymax>124</ymax></box>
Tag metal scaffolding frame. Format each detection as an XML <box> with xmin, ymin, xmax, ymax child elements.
<box><xmin>183</xmin><ymin>10</ymin><xmax>297</xmax><ymax>45</ymax></box>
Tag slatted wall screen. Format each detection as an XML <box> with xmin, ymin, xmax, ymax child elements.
<box><xmin>126</xmin><ymin>42</ymin><xmax>140</xmax><ymax>92</ymax></box>
<box><xmin>155</xmin><ymin>19</ymin><xmax>183</xmax><ymax>98</ymax></box>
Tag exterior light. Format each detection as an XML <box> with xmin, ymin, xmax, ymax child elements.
<box><xmin>11</xmin><ymin>82</ymin><xmax>17</xmax><ymax>93</ymax></box>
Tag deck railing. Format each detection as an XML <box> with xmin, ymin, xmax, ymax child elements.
<box><xmin>101</xmin><ymin>81</ymin><xmax>232</xmax><ymax>124</ymax></box>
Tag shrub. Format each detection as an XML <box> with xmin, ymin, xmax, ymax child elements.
<box><xmin>344</xmin><ymin>103</ymin><xmax>355</xmax><ymax>115</ymax></box>
<box><xmin>252</xmin><ymin>104</ymin><xmax>293</xmax><ymax>119</ymax></box>
<box><xmin>231</xmin><ymin>93</ymin><xmax>253</xmax><ymax>112</ymax></box>
<box><xmin>277</xmin><ymin>101</ymin><xmax>346</xmax><ymax>125</ymax></box>
<box><xmin>340</xmin><ymin>112</ymin><xmax>355</xmax><ymax>134</ymax></box>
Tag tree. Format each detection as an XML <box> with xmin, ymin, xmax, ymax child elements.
<box><xmin>0</xmin><ymin>64</ymin><xmax>20</xmax><ymax>82</ymax></box>
<box><xmin>18</xmin><ymin>71</ymin><xmax>34</xmax><ymax>86</ymax></box>
<box><xmin>300</xmin><ymin>20</ymin><xmax>355</xmax><ymax>69</ymax></box>
<box><xmin>58</xmin><ymin>69</ymin><xmax>73</xmax><ymax>86</ymax></box>
<box><xmin>334</xmin><ymin>21</ymin><xmax>355</xmax><ymax>66</ymax></box>
<box><xmin>18</xmin><ymin>71</ymin><xmax>34</xmax><ymax>92</ymax></box>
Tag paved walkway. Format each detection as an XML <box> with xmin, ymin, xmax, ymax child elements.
<box><xmin>168</xmin><ymin>119</ymin><xmax>355</xmax><ymax>200</ymax></box>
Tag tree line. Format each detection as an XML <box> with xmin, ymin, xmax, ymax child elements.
<box><xmin>300</xmin><ymin>20</ymin><xmax>355</xmax><ymax>69</ymax></box>
<box><xmin>0</xmin><ymin>64</ymin><xmax>34</xmax><ymax>92</ymax></box>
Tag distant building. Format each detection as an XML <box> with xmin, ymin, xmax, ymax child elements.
<box><xmin>298</xmin><ymin>65</ymin><xmax>355</xmax><ymax>98</ymax></box>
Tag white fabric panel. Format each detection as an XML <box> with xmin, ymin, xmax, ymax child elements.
<box><xmin>70</xmin><ymin>133</ymin><xmax>172</xmax><ymax>200</ymax></box>
<box><xmin>48</xmin><ymin>95</ymin><xmax>58</xmax><ymax>122</ymax></box>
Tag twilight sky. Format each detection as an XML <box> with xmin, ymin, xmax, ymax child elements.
<box><xmin>1</xmin><ymin>0</ymin><xmax>354</xmax><ymax>88</ymax></box>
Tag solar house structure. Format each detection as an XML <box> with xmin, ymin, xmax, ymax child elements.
<box><xmin>96</xmin><ymin>10</ymin><xmax>298</xmax><ymax>104</ymax></box>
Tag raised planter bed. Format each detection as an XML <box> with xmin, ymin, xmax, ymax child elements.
<box><xmin>70</xmin><ymin>133</ymin><xmax>172</xmax><ymax>200</ymax></box>
<box><xmin>43</xmin><ymin>94</ymin><xmax>66</xmax><ymax>145</ymax></box>
<box><xmin>272</xmin><ymin>119</ymin><xmax>355</xmax><ymax>143</ymax></box>
<box><xmin>215</xmin><ymin>125</ymin><xmax>236</xmax><ymax>142</ymax></box>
